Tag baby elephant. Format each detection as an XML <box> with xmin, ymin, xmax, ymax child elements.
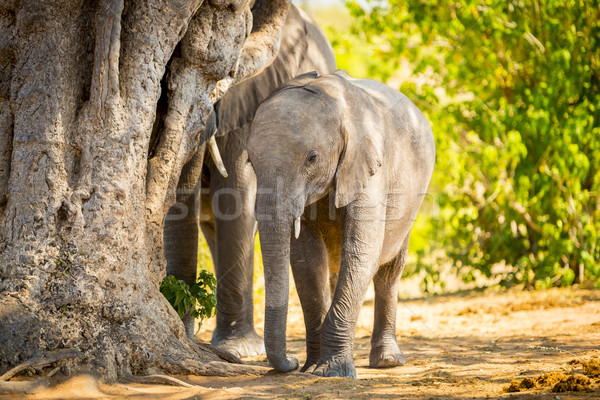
<box><xmin>248</xmin><ymin>70</ymin><xmax>435</xmax><ymax>377</ymax></box>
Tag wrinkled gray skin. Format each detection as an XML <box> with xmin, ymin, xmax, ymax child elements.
<box><xmin>163</xmin><ymin>5</ymin><xmax>336</xmax><ymax>358</ymax></box>
<box><xmin>247</xmin><ymin>70</ymin><xmax>435</xmax><ymax>377</ymax></box>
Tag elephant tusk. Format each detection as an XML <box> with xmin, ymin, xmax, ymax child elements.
<box><xmin>294</xmin><ymin>216</ymin><xmax>301</xmax><ymax>239</ymax></box>
<box><xmin>208</xmin><ymin>134</ymin><xmax>228</xmax><ymax>178</ymax></box>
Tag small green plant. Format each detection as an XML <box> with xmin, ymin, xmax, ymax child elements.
<box><xmin>160</xmin><ymin>271</ymin><xmax>217</xmax><ymax>327</ymax></box>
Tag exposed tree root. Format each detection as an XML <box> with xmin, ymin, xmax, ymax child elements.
<box><xmin>0</xmin><ymin>379</ymin><xmax>49</xmax><ymax>395</ymax></box>
<box><xmin>119</xmin><ymin>353</ymin><xmax>270</xmax><ymax>389</ymax></box>
<box><xmin>0</xmin><ymin>347</ymin><xmax>269</xmax><ymax>395</ymax></box>
<box><xmin>0</xmin><ymin>349</ymin><xmax>82</xmax><ymax>395</ymax></box>
<box><xmin>0</xmin><ymin>349</ymin><xmax>82</xmax><ymax>381</ymax></box>
<box><xmin>190</xmin><ymin>340</ymin><xmax>242</xmax><ymax>364</ymax></box>
<box><xmin>156</xmin><ymin>355</ymin><xmax>270</xmax><ymax>377</ymax></box>
<box><xmin>122</xmin><ymin>372</ymin><xmax>196</xmax><ymax>388</ymax></box>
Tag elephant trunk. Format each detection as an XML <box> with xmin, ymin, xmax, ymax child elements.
<box><xmin>256</xmin><ymin>208</ymin><xmax>299</xmax><ymax>372</ymax></box>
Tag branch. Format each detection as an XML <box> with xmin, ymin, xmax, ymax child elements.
<box><xmin>511</xmin><ymin>201</ymin><xmax>542</xmax><ymax>233</ymax></box>
<box><xmin>211</xmin><ymin>0</ymin><xmax>290</xmax><ymax>101</ymax></box>
<box><xmin>146</xmin><ymin>0</ymin><xmax>290</xmax><ymax>231</ymax></box>
<box><xmin>145</xmin><ymin>1</ymin><xmax>249</xmax><ymax>222</ymax></box>
<box><xmin>145</xmin><ymin>61</ymin><xmax>203</xmax><ymax>224</ymax></box>
<box><xmin>238</xmin><ymin>0</ymin><xmax>291</xmax><ymax>81</ymax></box>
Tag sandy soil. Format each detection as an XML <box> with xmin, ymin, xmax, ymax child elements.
<box><xmin>2</xmin><ymin>285</ymin><xmax>599</xmax><ymax>400</ymax></box>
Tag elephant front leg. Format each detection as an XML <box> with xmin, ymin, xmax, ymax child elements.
<box><xmin>210</xmin><ymin>214</ymin><xmax>264</xmax><ymax>358</ymax></box>
<box><xmin>314</xmin><ymin>266</ymin><xmax>373</xmax><ymax>378</ymax></box>
<box><xmin>314</xmin><ymin>202</ymin><xmax>386</xmax><ymax>378</ymax></box>
<box><xmin>290</xmin><ymin>222</ymin><xmax>331</xmax><ymax>373</ymax></box>
<box><xmin>209</xmin><ymin>170</ymin><xmax>264</xmax><ymax>358</ymax></box>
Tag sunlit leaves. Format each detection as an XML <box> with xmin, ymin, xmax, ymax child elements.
<box><xmin>338</xmin><ymin>0</ymin><xmax>600</xmax><ymax>289</ymax></box>
<box><xmin>160</xmin><ymin>271</ymin><xmax>217</xmax><ymax>324</ymax></box>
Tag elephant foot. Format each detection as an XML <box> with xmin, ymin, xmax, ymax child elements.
<box><xmin>312</xmin><ymin>354</ymin><xmax>356</xmax><ymax>378</ymax></box>
<box><xmin>369</xmin><ymin>342</ymin><xmax>405</xmax><ymax>368</ymax></box>
<box><xmin>212</xmin><ymin>330</ymin><xmax>265</xmax><ymax>358</ymax></box>
<box><xmin>300</xmin><ymin>357</ymin><xmax>319</xmax><ymax>373</ymax></box>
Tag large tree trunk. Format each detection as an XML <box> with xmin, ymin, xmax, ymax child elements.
<box><xmin>0</xmin><ymin>0</ymin><xmax>288</xmax><ymax>383</ymax></box>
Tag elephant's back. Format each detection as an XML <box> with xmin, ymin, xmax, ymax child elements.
<box><xmin>296</xmin><ymin>8</ymin><xmax>337</xmax><ymax>75</ymax></box>
<box><xmin>371</xmin><ymin>81</ymin><xmax>434</xmax><ymax>264</ymax></box>
<box><xmin>353</xmin><ymin>79</ymin><xmax>432</xmax><ymax>138</ymax></box>
<box><xmin>355</xmin><ymin>79</ymin><xmax>435</xmax><ymax>178</ymax></box>
<box><xmin>217</xmin><ymin>6</ymin><xmax>336</xmax><ymax>134</ymax></box>
<box><xmin>344</xmin><ymin>79</ymin><xmax>435</xmax><ymax>263</ymax></box>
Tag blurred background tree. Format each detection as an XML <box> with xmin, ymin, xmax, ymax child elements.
<box><xmin>308</xmin><ymin>0</ymin><xmax>599</xmax><ymax>290</ymax></box>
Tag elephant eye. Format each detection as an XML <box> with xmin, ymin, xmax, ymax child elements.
<box><xmin>306</xmin><ymin>150</ymin><xmax>319</xmax><ymax>165</ymax></box>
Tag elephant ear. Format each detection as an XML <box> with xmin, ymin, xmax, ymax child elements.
<box><xmin>334</xmin><ymin>77</ymin><xmax>385</xmax><ymax>208</ymax></box>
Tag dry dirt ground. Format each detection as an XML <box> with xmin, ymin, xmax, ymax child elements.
<box><xmin>2</xmin><ymin>285</ymin><xmax>599</xmax><ymax>400</ymax></box>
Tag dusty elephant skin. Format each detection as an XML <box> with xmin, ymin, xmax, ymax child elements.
<box><xmin>248</xmin><ymin>70</ymin><xmax>435</xmax><ymax>377</ymax></box>
<box><xmin>163</xmin><ymin>5</ymin><xmax>336</xmax><ymax>357</ymax></box>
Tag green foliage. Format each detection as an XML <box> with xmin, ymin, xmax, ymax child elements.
<box><xmin>335</xmin><ymin>0</ymin><xmax>600</xmax><ymax>289</ymax></box>
<box><xmin>317</xmin><ymin>5</ymin><xmax>398</xmax><ymax>81</ymax></box>
<box><xmin>160</xmin><ymin>271</ymin><xmax>217</xmax><ymax>325</ymax></box>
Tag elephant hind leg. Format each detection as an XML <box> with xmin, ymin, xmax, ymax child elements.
<box><xmin>207</xmin><ymin>152</ymin><xmax>265</xmax><ymax>358</ymax></box>
<box><xmin>369</xmin><ymin>234</ymin><xmax>410</xmax><ymax>368</ymax></box>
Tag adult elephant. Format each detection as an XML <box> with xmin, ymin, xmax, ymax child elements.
<box><xmin>163</xmin><ymin>5</ymin><xmax>336</xmax><ymax>358</ymax></box>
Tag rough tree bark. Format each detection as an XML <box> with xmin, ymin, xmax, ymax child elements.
<box><xmin>0</xmin><ymin>0</ymin><xmax>289</xmax><ymax>384</ymax></box>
